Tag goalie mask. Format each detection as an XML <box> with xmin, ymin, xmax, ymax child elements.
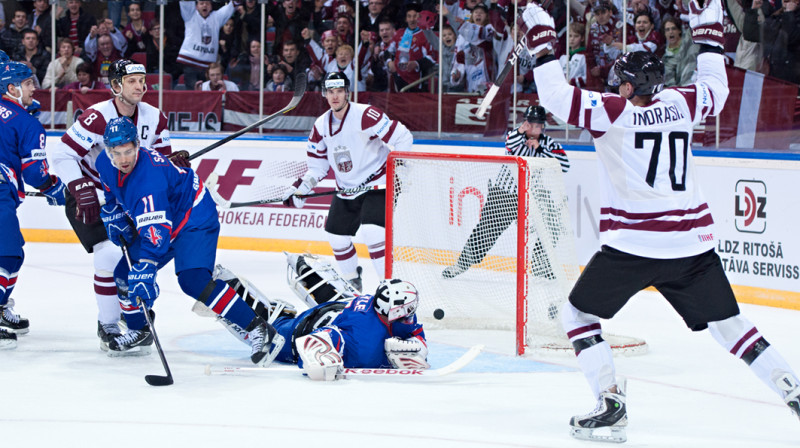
<box><xmin>374</xmin><ymin>279</ymin><xmax>419</xmax><ymax>322</ymax></box>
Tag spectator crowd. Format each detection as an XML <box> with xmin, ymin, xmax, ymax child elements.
<box><xmin>0</xmin><ymin>0</ymin><xmax>797</xmax><ymax>95</ymax></box>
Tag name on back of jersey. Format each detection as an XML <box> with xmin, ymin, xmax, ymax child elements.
<box><xmin>631</xmin><ymin>104</ymin><xmax>685</xmax><ymax>127</ymax></box>
<box><xmin>0</xmin><ymin>104</ymin><xmax>18</xmax><ymax>122</ymax></box>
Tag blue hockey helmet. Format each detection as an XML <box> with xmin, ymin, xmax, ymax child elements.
<box><xmin>0</xmin><ymin>61</ymin><xmax>34</xmax><ymax>96</ymax></box>
<box><xmin>103</xmin><ymin>116</ymin><xmax>139</xmax><ymax>149</ymax></box>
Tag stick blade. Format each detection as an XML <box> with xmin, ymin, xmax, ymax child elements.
<box><xmin>286</xmin><ymin>72</ymin><xmax>307</xmax><ymax>111</ymax></box>
<box><xmin>145</xmin><ymin>374</ymin><xmax>174</xmax><ymax>386</ymax></box>
<box><xmin>476</xmin><ymin>85</ymin><xmax>499</xmax><ymax>119</ymax></box>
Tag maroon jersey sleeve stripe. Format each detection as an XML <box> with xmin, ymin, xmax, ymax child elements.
<box><xmin>567</xmin><ymin>87</ymin><xmax>581</xmax><ymax>125</ymax></box>
<box><xmin>381</xmin><ymin>120</ymin><xmax>398</xmax><ymax>143</ymax></box>
<box><xmin>62</xmin><ymin>134</ymin><xmax>89</xmax><ymax>157</ymax></box>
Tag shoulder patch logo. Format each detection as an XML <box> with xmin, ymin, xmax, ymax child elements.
<box><xmin>145</xmin><ymin>226</ymin><xmax>163</xmax><ymax>247</ymax></box>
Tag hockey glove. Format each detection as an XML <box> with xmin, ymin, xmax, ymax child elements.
<box><xmin>281</xmin><ymin>175</ymin><xmax>318</xmax><ymax>208</ymax></box>
<box><xmin>39</xmin><ymin>175</ymin><xmax>66</xmax><ymax>206</ymax></box>
<box><xmin>101</xmin><ymin>203</ymin><xmax>136</xmax><ymax>247</ymax></box>
<box><xmin>385</xmin><ymin>337</ymin><xmax>431</xmax><ymax>370</ymax></box>
<box><xmin>128</xmin><ymin>262</ymin><xmax>159</xmax><ymax>309</ymax></box>
<box><xmin>67</xmin><ymin>177</ymin><xmax>100</xmax><ymax>224</ymax></box>
<box><xmin>168</xmin><ymin>150</ymin><xmax>192</xmax><ymax>168</ymax></box>
<box><xmin>689</xmin><ymin>0</ymin><xmax>724</xmax><ymax>48</ymax></box>
<box><xmin>521</xmin><ymin>3</ymin><xmax>557</xmax><ymax>56</ymax></box>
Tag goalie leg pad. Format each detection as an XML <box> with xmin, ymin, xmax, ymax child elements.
<box><xmin>212</xmin><ymin>264</ymin><xmax>297</xmax><ymax>323</ymax></box>
<box><xmin>385</xmin><ymin>336</ymin><xmax>430</xmax><ymax>369</ymax></box>
<box><xmin>297</xmin><ymin>328</ymin><xmax>344</xmax><ymax>381</ymax></box>
<box><xmin>285</xmin><ymin>252</ymin><xmax>357</xmax><ymax>306</ymax></box>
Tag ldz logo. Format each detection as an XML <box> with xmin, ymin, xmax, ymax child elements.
<box><xmin>734</xmin><ymin>180</ymin><xmax>766</xmax><ymax>234</ymax></box>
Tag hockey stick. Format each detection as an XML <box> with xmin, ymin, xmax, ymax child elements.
<box><xmin>120</xmin><ymin>238</ymin><xmax>174</xmax><ymax>386</ymax></box>
<box><xmin>476</xmin><ymin>36</ymin><xmax>528</xmax><ymax>120</ymax></box>
<box><xmin>203</xmin><ymin>172</ymin><xmax>385</xmax><ymax>209</ymax></box>
<box><xmin>204</xmin><ymin>344</ymin><xmax>484</xmax><ymax>378</ymax></box>
<box><xmin>187</xmin><ymin>72</ymin><xmax>307</xmax><ymax>162</ymax></box>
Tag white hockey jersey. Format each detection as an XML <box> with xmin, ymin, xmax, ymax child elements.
<box><xmin>306</xmin><ymin>102</ymin><xmax>413</xmax><ymax>198</ymax></box>
<box><xmin>50</xmin><ymin>99</ymin><xmax>172</xmax><ymax>187</ymax></box>
<box><xmin>177</xmin><ymin>1</ymin><xmax>235</xmax><ymax>68</ymax></box>
<box><xmin>534</xmin><ymin>52</ymin><xmax>729</xmax><ymax>259</ymax></box>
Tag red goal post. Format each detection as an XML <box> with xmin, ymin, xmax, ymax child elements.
<box><xmin>386</xmin><ymin>151</ymin><xmax>647</xmax><ymax>356</ymax></box>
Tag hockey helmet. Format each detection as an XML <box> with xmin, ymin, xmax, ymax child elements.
<box><xmin>374</xmin><ymin>279</ymin><xmax>419</xmax><ymax>322</ymax></box>
<box><xmin>103</xmin><ymin>116</ymin><xmax>139</xmax><ymax>150</ymax></box>
<box><xmin>612</xmin><ymin>51</ymin><xmax>664</xmax><ymax>97</ymax></box>
<box><xmin>321</xmin><ymin>71</ymin><xmax>350</xmax><ymax>96</ymax></box>
<box><xmin>0</xmin><ymin>61</ymin><xmax>34</xmax><ymax>96</ymax></box>
<box><xmin>524</xmin><ymin>105</ymin><xmax>547</xmax><ymax>124</ymax></box>
<box><xmin>108</xmin><ymin>59</ymin><xmax>146</xmax><ymax>92</ymax></box>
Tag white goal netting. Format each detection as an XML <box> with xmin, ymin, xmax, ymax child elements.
<box><xmin>387</xmin><ymin>151</ymin><xmax>647</xmax><ymax>356</ymax></box>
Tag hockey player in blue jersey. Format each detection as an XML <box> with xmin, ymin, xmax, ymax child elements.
<box><xmin>94</xmin><ymin>116</ymin><xmax>284</xmax><ymax>364</ymax></box>
<box><xmin>0</xmin><ymin>51</ymin><xmax>42</xmax><ymax>117</ymax></box>
<box><xmin>0</xmin><ymin>61</ymin><xmax>66</xmax><ymax>349</ymax></box>
<box><xmin>271</xmin><ymin>277</ymin><xmax>428</xmax><ymax>381</ymax></box>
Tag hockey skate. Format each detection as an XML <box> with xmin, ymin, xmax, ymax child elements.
<box><xmin>0</xmin><ymin>328</ymin><xmax>17</xmax><ymax>350</ymax></box>
<box><xmin>348</xmin><ymin>266</ymin><xmax>363</xmax><ymax>293</ymax></box>
<box><xmin>0</xmin><ymin>303</ymin><xmax>30</xmax><ymax>334</ymax></box>
<box><xmin>107</xmin><ymin>326</ymin><xmax>154</xmax><ymax>357</ymax></box>
<box><xmin>570</xmin><ymin>379</ymin><xmax>628</xmax><ymax>443</ymax></box>
<box><xmin>248</xmin><ymin>318</ymin><xmax>285</xmax><ymax>367</ymax></box>
<box><xmin>774</xmin><ymin>372</ymin><xmax>800</xmax><ymax>421</ymax></box>
<box><xmin>97</xmin><ymin>321</ymin><xmax>123</xmax><ymax>352</ymax></box>
<box><xmin>442</xmin><ymin>262</ymin><xmax>469</xmax><ymax>279</ymax></box>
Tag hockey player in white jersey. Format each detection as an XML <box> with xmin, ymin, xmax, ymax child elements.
<box><xmin>48</xmin><ymin>59</ymin><xmax>189</xmax><ymax>351</ymax></box>
<box><xmin>282</xmin><ymin>72</ymin><xmax>414</xmax><ymax>292</ymax></box>
<box><xmin>523</xmin><ymin>0</ymin><xmax>800</xmax><ymax>442</ymax></box>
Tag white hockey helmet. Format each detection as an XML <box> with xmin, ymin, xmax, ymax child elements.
<box><xmin>374</xmin><ymin>279</ymin><xmax>419</xmax><ymax>322</ymax></box>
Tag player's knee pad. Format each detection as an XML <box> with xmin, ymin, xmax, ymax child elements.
<box><xmin>178</xmin><ymin>268</ymin><xmax>213</xmax><ymax>299</ymax></box>
<box><xmin>561</xmin><ymin>301</ymin><xmax>604</xmax><ymax>355</ymax></box>
<box><xmin>93</xmin><ymin>240</ymin><xmax>122</xmax><ymax>273</ymax></box>
<box><xmin>297</xmin><ymin>327</ymin><xmax>344</xmax><ymax>381</ymax></box>
<box><xmin>0</xmin><ymin>256</ymin><xmax>22</xmax><ymax>276</ymax></box>
<box><xmin>708</xmin><ymin>315</ymin><xmax>769</xmax><ymax>365</ymax></box>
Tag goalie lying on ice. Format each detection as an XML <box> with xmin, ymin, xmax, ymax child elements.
<box><xmin>202</xmin><ymin>253</ymin><xmax>429</xmax><ymax>381</ymax></box>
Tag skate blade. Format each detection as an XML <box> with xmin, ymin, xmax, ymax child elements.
<box><xmin>570</xmin><ymin>426</ymin><xmax>627</xmax><ymax>444</ymax></box>
<box><xmin>2</xmin><ymin>327</ymin><xmax>29</xmax><ymax>335</ymax></box>
<box><xmin>107</xmin><ymin>345</ymin><xmax>153</xmax><ymax>358</ymax></box>
<box><xmin>100</xmin><ymin>341</ymin><xmax>110</xmax><ymax>352</ymax></box>
<box><xmin>0</xmin><ymin>339</ymin><xmax>18</xmax><ymax>350</ymax></box>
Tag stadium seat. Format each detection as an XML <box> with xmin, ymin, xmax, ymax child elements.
<box><xmin>130</xmin><ymin>52</ymin><xmax>146</xmax><ymax>66</ymax></box>
<box><xmin>145</xmin><ymin>73</ymin><xmax>172</xmax><ymax>91</ymax></box>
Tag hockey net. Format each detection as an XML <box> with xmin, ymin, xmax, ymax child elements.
<box><xmin>386</xmin><ymin>151</ymin><xmax>647</xmax><ymax>356</ymax></box>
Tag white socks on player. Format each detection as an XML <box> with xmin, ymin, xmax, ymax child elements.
<box><xmin>709</xmin><ymin>314</ymin><xmax>800</xmax><ymax>398</ymax></box>
<box><xmin>328</xmin><ymin>234</ymin><xmax>359</xmax><ymax>280</ymax></box>
<box><xmin>93</xmin><ymin>241</ymin><xmax>122</xmax><ymax>325</ymax></box>
<box><xmin>361</xmin><ymin>224</ymin><xmax>385</xmax><ymax>280</ymax></box>
<box><xmin>561</xmin><ymin>302</ymin><xmax>617</xmax><ymax>399</ymax></box>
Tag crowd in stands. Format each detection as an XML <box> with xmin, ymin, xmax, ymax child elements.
<box><xmin>0</xmin><ymin>0</ymin><xmax>797</xmax><ymax>95</ymax></box>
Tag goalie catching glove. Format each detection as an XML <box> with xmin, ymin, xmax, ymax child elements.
<box><xmin>689</xmin><ymin>0</ymin><xmax>724</xmax><ymax>48</ymax></box>
<box><xmin>385</xmin><ymin>336</ymin><xmax>430</xmax><ymax>370</ymax></box>
<box><xmin>282</xmin><ymin>174</ymin><xmax>318</xmax><ymax>208</ymax></box>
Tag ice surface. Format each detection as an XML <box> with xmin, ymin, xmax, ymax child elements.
<box><xmin>3</xmin><ymin>243</ymin><xmax>800</xmax><ymax>447</ymax></box>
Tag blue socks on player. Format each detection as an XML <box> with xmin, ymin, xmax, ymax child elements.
<box><xmin>179</xmin><ymin>268</ymin><xmax>257</xmax><ymax>330</ymax></box>
<box><xmin>0</xmin><ymin>255</ymin><xmax>23</xmax><ymax>307</ymax></box>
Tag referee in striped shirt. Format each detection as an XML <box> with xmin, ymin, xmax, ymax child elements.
<box><xmin>442</xmin><ymin>105</ymin><xmax>570</xmax><ymax>279</ymax></box>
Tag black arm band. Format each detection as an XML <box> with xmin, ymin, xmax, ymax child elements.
<box><xmin>536</xmin><ymin>52</ymin><xmax>557</xmax><ymax>67</ymax></box>
<box><xmin>35</xmin><ymin>175</ymin><xmax>54</xmax><ymax>190</ymax></box>
<box><xmin>698</xmin><ymin>44</ymin><xmax>725</xmax><ymax>55</ymax></box>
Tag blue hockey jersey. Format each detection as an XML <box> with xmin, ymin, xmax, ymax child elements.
<box><xmin>0</xmin><ymin>98</ymin><xmax>53</xmax><ymax>206</ymax></box>
<box><xmin>95</xmin><ymin>147</ymin><xmax>217</xmax><ymax>263</ymax></box>
<box><xmin>325</xmin><ymin>295</ymin><xmax>426</xmax><ymax>368</ymax></box>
